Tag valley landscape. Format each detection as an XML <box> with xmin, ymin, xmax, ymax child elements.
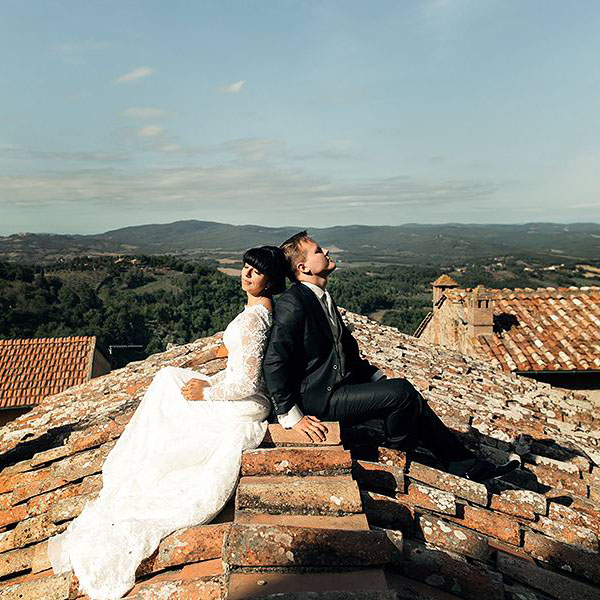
<box><xmin>2</xmin><ymin>221</ymin><xmax>599</xmax><ymax>368</ymax></box>
<box><xmin>2</xmin><ymin>221</ymin><xmax>600</xmax><ymax>267</ymax></box>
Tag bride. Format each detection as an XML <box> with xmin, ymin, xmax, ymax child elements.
<box><xmin>47</xmin><ymin>246</ymin><xmax>287</xmax><ymax>600</ymax></box>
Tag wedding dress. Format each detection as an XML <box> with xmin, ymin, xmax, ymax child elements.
<box><xmin>47</xmin><ymin>304</ymin><xmax>272</xmax><ymax>600</ymax></box>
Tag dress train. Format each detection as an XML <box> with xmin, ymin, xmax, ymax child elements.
<box><xmin>48</xmin><ymin>363</ymin><xmax>269</xmax><ymax>598</ymax></box>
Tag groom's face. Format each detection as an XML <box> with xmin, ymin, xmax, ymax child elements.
<box><xmin>298</xmin><ymin>239</ymin><xmax>336</xmax><ymax>278</ymax></box>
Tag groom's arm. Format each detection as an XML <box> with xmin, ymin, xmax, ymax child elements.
<box><xmin>264</xmin><ymin>292</ymin><xmax>329</xmax><ymax>442</ymax></box>
<box><xmin>263</xmin><ymin>293</ymin><xmax>305</xmax><ymax>422</ymax></box>
<box><xmin>341</xmin><ymin>324</ymin><xmax>384</xmax><ymax>383</ymax></box>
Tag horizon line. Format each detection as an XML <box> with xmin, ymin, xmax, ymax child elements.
<box><xmin>2</xmin><ymin>219</ymin><xmax>600</xmax><ymax>238</ymax></box>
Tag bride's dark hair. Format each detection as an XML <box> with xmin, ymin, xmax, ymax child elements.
<box><xmin>243</xmin><ymin>245</ymin><xmax>287</xmax><ymax>296</ymax></box>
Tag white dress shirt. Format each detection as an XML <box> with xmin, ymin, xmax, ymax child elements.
<box><xmin>277</xmin><ymin>281</ymin><xmax>385</xmax><ymax>428</ymax></box>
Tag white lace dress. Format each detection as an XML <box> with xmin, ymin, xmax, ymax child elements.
<box><xmin>47</xmin><ymin>304</ymin><xmax>272</xmax><ymax>600</ymax></box>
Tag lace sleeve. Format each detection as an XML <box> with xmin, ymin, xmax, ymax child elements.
<box><xmin>205</xmin><ymin>309</ymin><xmax>270</xmax><ymax>401</ymax></box>
<box><xmin>210</xmin><ymin>370</ymin><xmax>226</xmax><ymax>385</ymax></box>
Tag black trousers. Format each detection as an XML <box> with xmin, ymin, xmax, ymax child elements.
<box><xmin>324</xmin><ymin>377</ymin><xmax>473</xmax><ymax>465</ymax></box>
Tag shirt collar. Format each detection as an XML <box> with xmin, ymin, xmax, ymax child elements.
<box><xmin>300</xmin><ymin>281</ymin><xmax>327</xmax><ymax>301</ymax></box>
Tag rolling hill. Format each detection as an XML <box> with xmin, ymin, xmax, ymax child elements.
<box><xmin>1</xmin><ymin>221</ymin><xmax>599</xmax><ymax>266</ymax></box>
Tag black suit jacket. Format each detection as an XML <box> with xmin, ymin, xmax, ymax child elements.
<box><xmin>263</xmin><ymin>282</ymin><xmax>378</xmax><ymax>417</ymax></box>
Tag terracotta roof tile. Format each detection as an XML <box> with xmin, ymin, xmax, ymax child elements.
<box><xmin>0</xmin><ymin>336</ymin><xmax>97</xmax><ymax>409</ymax></box>
<box><xmin>446</xmin><ymin>286</ymin><xmax>600</xmax><ymax>372</ymax></box>
<box><xmin>0</xmin><ymin>317</ymin><xmax>599</xmax><ymax>598</ymax></box>
<box><xmin>432</xmin><ymin>274</ymin><xmax>459</xmax><ymax>287</ymax></box>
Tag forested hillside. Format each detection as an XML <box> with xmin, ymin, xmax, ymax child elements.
<box><xmin>2</xmin><ymin>255</ymin><xmax>598</xmax><ymax>368</ymax></box>
<box><xmin>0</xmin><ymin>257</ymin><xmax>244</xmax><ymax>367</ymax></box>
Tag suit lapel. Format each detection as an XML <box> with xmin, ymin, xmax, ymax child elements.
<box><xmin>294</xmin><ymin>283</ymin><xmax>335</xmax><ymax>342</ymax></box>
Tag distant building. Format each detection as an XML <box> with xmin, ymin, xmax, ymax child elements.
<box><xmin>0</xmin><ymin>336</ymin><xmax>111</xmax><ymax>426</ymax></box>
<box><xmin>415</xmin><ymin>276</ymin><xmax>600</xmax><ymax>400</ymax></box>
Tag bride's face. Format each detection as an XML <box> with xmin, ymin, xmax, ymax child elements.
<box><xmin>241</xmin><ymin>262</ymin><xmax>269</xmax><ymax>296</ymax></box>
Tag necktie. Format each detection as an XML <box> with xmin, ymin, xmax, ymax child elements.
<box><xmin>323</xmin><ymin>290</ymin><xmax>345</xmax><ymax>377</ymax></box>
<box><xmin>322</xmin><ymin>291</ymin><xmax>338</xmax><ymax>328</ymax></box>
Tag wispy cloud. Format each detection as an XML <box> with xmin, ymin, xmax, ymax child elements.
<box><xmin>138</xmin><ymin>125</ymin><xmax>164</xmax><ymax>138</ymax></box>
<box><xmin>30</xmin><ymin>150</ymin><xmax>128</xmax><ymax>162</ymax></box>
<box><xmin>218</xmin><ymin>80</ymin><xmax>246</xmax><ymax>94</ymax></box>
<box><xmin>213</xmin><ymin>138</ymin><xmax>358</xmax><ymax>163</ymax></box>
<box><xmin>113</xmin><ymin>66</ymin><xmax>154</xmax><ymax>84</ymax></box>
<box><xmin>221</xmin><ymin>138</ymin><xmax>280</xmax><ymax>161</ymax></box>
<box><xmin>115</xmin><ymin>125</ymin><xmax>186</xmax><ymax>154</ymax></box>
<box><xmin>1</xmin><ymin>143</ymin><xmax>128</xmax><ymax>162</ymax></box>
<box><xmin>0</xmin><ymin>143</ymin><xmax>21</xmax><ymax>152</ymax></box>
<box><xmin>0</xmin><ymin>165</ymin><xmax>499</xmax><ymax>219</ymax></box>
<box><xmin>122</xmin><ymin>107</ymin><xmax>166</xmax><ymax>119</ymax></box>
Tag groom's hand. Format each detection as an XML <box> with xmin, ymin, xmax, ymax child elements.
<box><xmin>181</xmin><ymin>379</ymin><xmax>209</xmax><ymax>401</ymax></box>
<box><xmin>293</xmin><ymin>415</ymin><xmax>328</xmax><ymax>443</ymax></box>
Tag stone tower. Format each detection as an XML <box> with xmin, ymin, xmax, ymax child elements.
<box><xmin>431</xmin><ymin>274</ymin><xmax>459</xmax><ymax>307</ymax></box>
<box><xmin>467</xmin><ymin>285</ymin><xmax>495</xmax><ymax>338</ymax></box>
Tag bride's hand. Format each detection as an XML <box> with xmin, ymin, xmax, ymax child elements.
<box><xmin>181</xmin><ymin>379</ymin><xmax>210</xmax><ymax>401</ymax></box>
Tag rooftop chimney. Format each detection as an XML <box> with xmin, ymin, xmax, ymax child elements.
<box><xmin>467</xmin><ymin>286</ymin><xmax>494</xmax><ymax>338</ymax></box>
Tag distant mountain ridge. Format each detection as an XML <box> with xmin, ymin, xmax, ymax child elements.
<box><xmin>2</xmin><ymin>220</ymin><xmax>600</xmax><ymax>265</ymax></box>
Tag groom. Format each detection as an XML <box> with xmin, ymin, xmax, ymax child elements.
<box><xmin>262</xmin><ymin>231</ymin><xmax>518</xmax><ymax>482</ymax></box>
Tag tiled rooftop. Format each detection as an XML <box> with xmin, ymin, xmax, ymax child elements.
<box><xmin>446</xmin><ymin>286</ymin><xmax>600</xmax><ymax>372</ymax></box>
<box><xmin>0</xmin><ymin>315</ymin><xmax>598</xmax><ymax>599</ymax></box>
<box><xmin>432</xmin><ymin>274</ymin><xmax>459</xmax><ymax>287</ymax></box>
<box><xmin>0</xmin><ymin>337</ymin><xmax>98</xmax><ymax>409</ymax></box>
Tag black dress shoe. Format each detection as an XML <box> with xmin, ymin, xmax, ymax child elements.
<box><xmin>463</xmin><ymin>458</ymin><xmax>520</xmax><ymax>483</ymax></box>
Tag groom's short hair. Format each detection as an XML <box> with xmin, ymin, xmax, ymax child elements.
<box><xmin>280</xmin><ymin>230</ymin><xmax>312</xmax><ymax>281</ymax></box>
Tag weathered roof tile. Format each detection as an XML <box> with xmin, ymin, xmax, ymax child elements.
<box><xmin>0</xmin><ymin>314</ymin><xmax>599</xmax><ymax>598</ymax></box>
<box><xmin>0</xmin><ymin>336</ymin><xmax>98</xmax><ymax>409</ymax></box>
<box><xmin>448</xmin><ymin>286</ymin><xmax>600</xmax><ymax>372</ymax></box>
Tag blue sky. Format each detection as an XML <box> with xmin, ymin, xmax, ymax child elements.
<box><xmin>1</xmin><ymin>0</ymin><xmax>599</xmax><ymax>234</ymax></box>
